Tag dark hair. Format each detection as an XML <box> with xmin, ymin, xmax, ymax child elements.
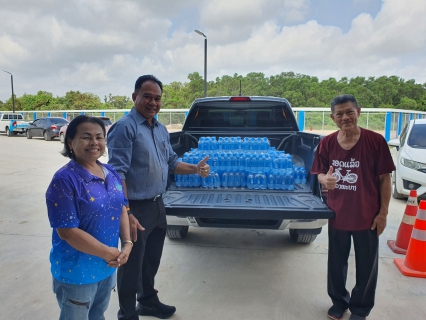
<box><xmin>61</xmin><ymin>115</ymin><xmax>106</xmax><ymax>158</ymax></box>
<box><xmin>134</xmin><ymin>75</ymin><xmax>163</xmax><ymax>93</ymax></box>
<box><xmin>330</xmin><ymin>94</ymin><xmax>359</xmax><ymax>113</ymax></box>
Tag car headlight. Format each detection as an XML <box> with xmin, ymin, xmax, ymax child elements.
<box><xmin>400</xmin><ymin>157</ymin><xmax>426</xmax><ymax>170</ymax></box>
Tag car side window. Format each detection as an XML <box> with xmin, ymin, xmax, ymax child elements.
<box><xmin>400</xmin><ymin>124</ymin><xmax>409</xmax><ymax>147</ymax></box>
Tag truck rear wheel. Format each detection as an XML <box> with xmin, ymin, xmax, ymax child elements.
<box><xmin>6</xmin><ymin>127</ymin><xmax>12</xmax><ymax>137</ymax></box>
<box><xmin>166</xmin><ymin>226</ymin><xmax>189</xmax><ymax>239</ymax></box>
<box><xmin>289</xmin><ymin>228</ymin><xmax>321</xmax><ymax>244</ymax></box>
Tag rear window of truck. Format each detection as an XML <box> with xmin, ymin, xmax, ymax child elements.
<box><xmin>186</xmin><ymin>103</ymin><xmax>296</xmax><ymax>130</ymax></box>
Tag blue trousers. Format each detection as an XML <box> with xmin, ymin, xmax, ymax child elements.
<box><xmin>52</xmin><ymin>272</ymin><xmax>116</xmax><ymax>320</ymax></box>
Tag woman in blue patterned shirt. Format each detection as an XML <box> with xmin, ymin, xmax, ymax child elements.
<box><xmin>46</xmin><ymin>115</ymin><xmax>134</xmax><ymax>320</ymax></box>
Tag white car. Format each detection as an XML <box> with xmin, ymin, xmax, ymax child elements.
<box><xmin>388</xmin><ymin>119</ymin><xmax>426</xmax><ymax>199</ymax></box>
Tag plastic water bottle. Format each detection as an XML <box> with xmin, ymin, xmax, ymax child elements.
<box><xmin>231</xmin><ymin>153</ymin><xmax>238</xmax><ymax>171</ymax></box>
<box><xmin>175</xmin><ymin>174</ymin><xmax>182</xmax><ymax>187</ymax></box>
<box><xmin>259</xmin><ymin>172</ymin><xmax>267</xmax><ymax>190</ymax></box>
<box><xmin>294</xmin><ymin>167</ymin><xmax>301</xmax><ymax>184</ymax></box>
<box><xmin>225</xmin><ymin>154</ymin><xmax>232</xmax><ymax>171</ymax></box>
<box><xmin>206</xmin><ymin>172</ymin><xmax>214</xmax><ymax>188</ymax></box>
<box><xmin>201</xmin><ymin>176</ymin><xmax>208</xmax><ymax>188</ymax></box>
<box><xmin>234</xmin><ymin>171</ymin><xmax>241</xmax><ymax>187</ymax></box>
<box><xmin>181</xmin><ymin>174</ymin><xmax>188</xmax><ymax>187</ymax></box>
<box><xmin>221</xmin><ymin>172</ymin><xmax>229</xmax><ymax>188</ymax></box>
<box><xmin>189</xmin><ymin>174</ymin><xmax>195</xmax><ymax>187</ymax></box>
<box><xmin>210</xmin><ymin>137</ymin><xmax>217</xmax><ymax>151</ymax></box>
<box><xmin>218</xmin><ymin>137</ymin><xmax>224</xmax><ymax>151</ymax></box>
<box><xmin>219</xmin><ymin>154</ymin><xmax>226</xmax><ymax>172</ymax></box>
<box><xmin>301</xmin><ymin>167</ymin><xmax>307</xmax><ymax>184</ymax></box>
<box><xmin>288</xmin><ymin>169</ymin><xmax>295</xmax><ymax>191</ymax></box>
<box><xmin>254</xmin><ymin>173</ymin><xmax>262</xmax><ymax>190</ymax></box>
<box><xmin>213</xmin><ymin>172</ymin><xmax>221</xmax><ymax>188</ymax></box>
<box><xmin>228</xmin><ymin>171</ymin><xmax>235</xmax><ymax>188</ymax></box>
<box><xmin>224</xmin><ymin>137</ymin><xmax>230</xmax><ymax>150</ymax></box>
<box><xmin>274</xmin><ymin>172</ymin><xmax>282</xmax><ymax>190</ymax></box>
<box><xmin>264</xmin><ymin>153</ymin><xmax>271</xmax><ymax>172</ymax></box>
<box><xmin>196</xmin><ymin>174</ymin><xmax>202</xmax><ymax>187</ymax></box>
<box><xmin>240</xmin><ymin>171</ymin><xmax>247</xmax><ymax>188</ymax></box>
<box><xmin>247</xmin><ymin>172</ymin><xmax>255</xmax><ymax>190</ymax></box>
<box><xmin>267</xmin><ymin>172</ymin><xmax>274</xmax><ymax>190</ymax></box>
<box><xmin>236</xmin><ymin>137</ymin><xmax>242</xmax><ymax>151</ymax></box>
<box><xmin>230</xmin><ymin>137</ymin><xmax>236</xmax><ymax>150</ymax></box>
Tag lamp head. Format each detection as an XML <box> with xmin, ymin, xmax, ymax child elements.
<box><xmin>194</xmin><ymin>30</ymin><xmax>206</xmax><ymax>38</ymax></box>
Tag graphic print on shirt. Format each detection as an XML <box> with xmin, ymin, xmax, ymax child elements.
<box><xmin>331</xmin><ymin>158</ymin><xmax>358</xmax><ymax>191</ymax></box>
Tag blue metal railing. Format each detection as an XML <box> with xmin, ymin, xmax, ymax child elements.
<box><xmin>16</xmin><ymin>108</ymin><xmax>426</xmax><ymax>141</ymax></box>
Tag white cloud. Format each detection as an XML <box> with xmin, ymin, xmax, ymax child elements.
<box><xmin>0</xmin><ymin>0</ymin><xmax>426</xmax><ymax>103</ymax></box>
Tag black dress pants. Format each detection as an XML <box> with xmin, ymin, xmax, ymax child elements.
<box><xmin>328</xmin><ymin>225</ymin><xmax>379</xmax><ymax>318</ymax></box>
<box><xmin>117</xmin><ymin>198</ymin><xmax>167</xmax><ymax>320</ymax></box>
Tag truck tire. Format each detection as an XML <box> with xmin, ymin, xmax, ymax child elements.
<box><xmin>26</xmin><ymin>130</ymin><xmax>32</xmax><ymax>139</ymax></box>
<box><xmin>44</xmin><ymin>131</ymin><xmax>50</xmax><ymax>141</ymax></box>
<box><xmin>6</xmin><ymin>127</ymin><xmax>12</xmax><ymax>137</ymax></box>
<box><xmin>289</xmin><ymin>228</ymin><xmax>319</xmax><ymax>244</ymax></box>
<box><xmin>392</xmin><ymin>172</ymin><xmax>406</xmax><ymax>200</ymax></box>
<box><xmin>166</xmin><ymin>226</ymin><xmax>189</xmax><ymax>239</ymax></box>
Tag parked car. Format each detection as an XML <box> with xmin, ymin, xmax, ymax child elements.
<box><xmin>59</xmin><ymin>116</ymin><xmax>112</xmax><ymax>143</ymax></box>
<box><xmin>26</xmin><ymin>117</ymin><xmax>69</xmax><ymax>141</ymax></box>
<box><xmin>0</xmin><ymin>113</ymin><xmax>30</xmax><ymax>136</ymax></box>
<box><xmin>388</xmin><ymin>119</ymin><xmax>426</xmax><ymax>199</ymax></box>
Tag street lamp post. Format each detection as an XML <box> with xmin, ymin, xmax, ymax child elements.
<box><xmin>194</xmin><ymin>30</ymin><xmax>207</xmax><ymax>97</ymax></box>
<box><xmin>2</xmin><ymin>70</ymin><xmax>15</xmax><ymax>113</ymax></box>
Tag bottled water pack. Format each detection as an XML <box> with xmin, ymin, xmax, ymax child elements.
<box><xmin>174</xmin><ymin>136</ymin><xmax>307</xmax><ymax>190</ymax></box>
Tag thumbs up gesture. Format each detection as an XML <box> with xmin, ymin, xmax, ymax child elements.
<box><xmin>323</xmin><ymin>166</ymin><xmax>337</xmax><ymax>190</ymax></box>
<box><xmin>196</xmin><ymin>156</ymin><xmax>210</xmax><ymax>178</ymax></box>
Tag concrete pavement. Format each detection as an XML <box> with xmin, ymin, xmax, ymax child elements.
<box><xmin>0</xmin><ymin>134</ymin><xmax>425</xmax><ymax>320</ymax></box>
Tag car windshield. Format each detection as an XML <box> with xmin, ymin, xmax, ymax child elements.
<box><xmin>408</xmin><ymin>123</ymin><xmax>426</xmax><ymax>148</ymax></box>
<box><xmin>101</xmin><ymin>119</ymin><xmax>112</xmax><ymax>125</ymax></box>
<box><xmin>51</xmin><ymin>118</ymin><xmax>69</xmax><ymax>124</ymax></box>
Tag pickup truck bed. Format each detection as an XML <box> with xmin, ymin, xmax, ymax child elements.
<box><xmin>163</xmin><ymin>96</ymin><xmax>334</xmax><ymax>243</ymax></box>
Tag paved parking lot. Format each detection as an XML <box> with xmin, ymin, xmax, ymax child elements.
<box><xmin>0</xmin><ymin>134</ymin><xmax>425</xmax><ymax>320</ymax></box>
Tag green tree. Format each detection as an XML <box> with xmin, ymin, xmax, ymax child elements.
<box><xmin>64</xmin><ymin>91</ymin><xmax>103</xmax><ymax>110</ymax></box>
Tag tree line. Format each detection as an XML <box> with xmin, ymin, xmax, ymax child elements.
<box><xmin>1</xmin><ymin>71</ymin><xmax>425</xmax><ymax>112</ymax></box>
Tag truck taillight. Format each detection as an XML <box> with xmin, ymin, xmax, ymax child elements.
<box><xmin>229</xmin><ymin>97</ymin><xmax>251</xmax><ymax>101</ymax></box>
<box><xmin>51</xmin><ymin>125</ymin><xmax>57</xmax><ymax>130</ymax></box>
<box><xmin>12</xmin><ymin>121</ymin><xmax>17</xmax><ymax>126</ymax></box>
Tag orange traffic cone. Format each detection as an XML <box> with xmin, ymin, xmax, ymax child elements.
<box><xmin>394</xmin><ymin>200</ymin><xmax>426</xmax><ymax>278</ymax></box>
<box><xmin>387</xmin><ymin>190</ymin><xmax>418</xmax><ymax>254</ymax></box>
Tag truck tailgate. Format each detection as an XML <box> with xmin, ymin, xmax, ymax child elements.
<box><xmin>163</xmin><ymin>189</ymin><xmax>334</xmax><ymax>220</ymax></box>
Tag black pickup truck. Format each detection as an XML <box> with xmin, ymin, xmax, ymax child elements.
<box><xmin>164</xmin><ymin>96</ymin><xmax>334</xmax><ymax>243</ymax></box>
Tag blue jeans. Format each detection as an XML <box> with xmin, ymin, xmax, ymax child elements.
<box><xmin>52</xmin><ymin>273</ymin><xmax>116</xmax><ymax>320</ymax></box>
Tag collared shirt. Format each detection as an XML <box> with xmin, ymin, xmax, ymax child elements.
<box><xmin>107</xmin><ymin>107</ymin><xmax>180</xmax><ymax>200</ymax></box>
<box><xmin>46</xmin><ymin>159</ymin><xmax>126</xmax><ymax>284</ymax></box>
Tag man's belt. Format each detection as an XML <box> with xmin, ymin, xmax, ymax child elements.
<box><xmin>142</xmin><ymin>194</ymin><xmax>163</xmax><ymax>202</ymax></box>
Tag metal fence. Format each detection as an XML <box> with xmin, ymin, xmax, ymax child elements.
<box><xmin>16</xmin><ymin>108</ymin><xmax>426</xmax><ymax>140</ymax></box>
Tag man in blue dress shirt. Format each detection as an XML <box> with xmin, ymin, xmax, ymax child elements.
<box><xmin>108</xmin><ymin>75</ymin><xmax>209</xmax><ymax>320</ymax></box>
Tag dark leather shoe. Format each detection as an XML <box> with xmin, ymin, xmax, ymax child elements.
<box><xmin>137</xmin><ymin>301</ymin><xmax>176</xmax><ymax>319</ymax></box>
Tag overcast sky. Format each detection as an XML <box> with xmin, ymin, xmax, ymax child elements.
<box><xmin>1</xmin><ymin>0</ymin><xmax>425</xmax><ymax>102</ymax></box>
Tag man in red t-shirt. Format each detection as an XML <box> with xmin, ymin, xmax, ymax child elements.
<box><xmin>311</xmin><ymin>94</ymin><xmax>395</xmax><ymax>320</ymax></box>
